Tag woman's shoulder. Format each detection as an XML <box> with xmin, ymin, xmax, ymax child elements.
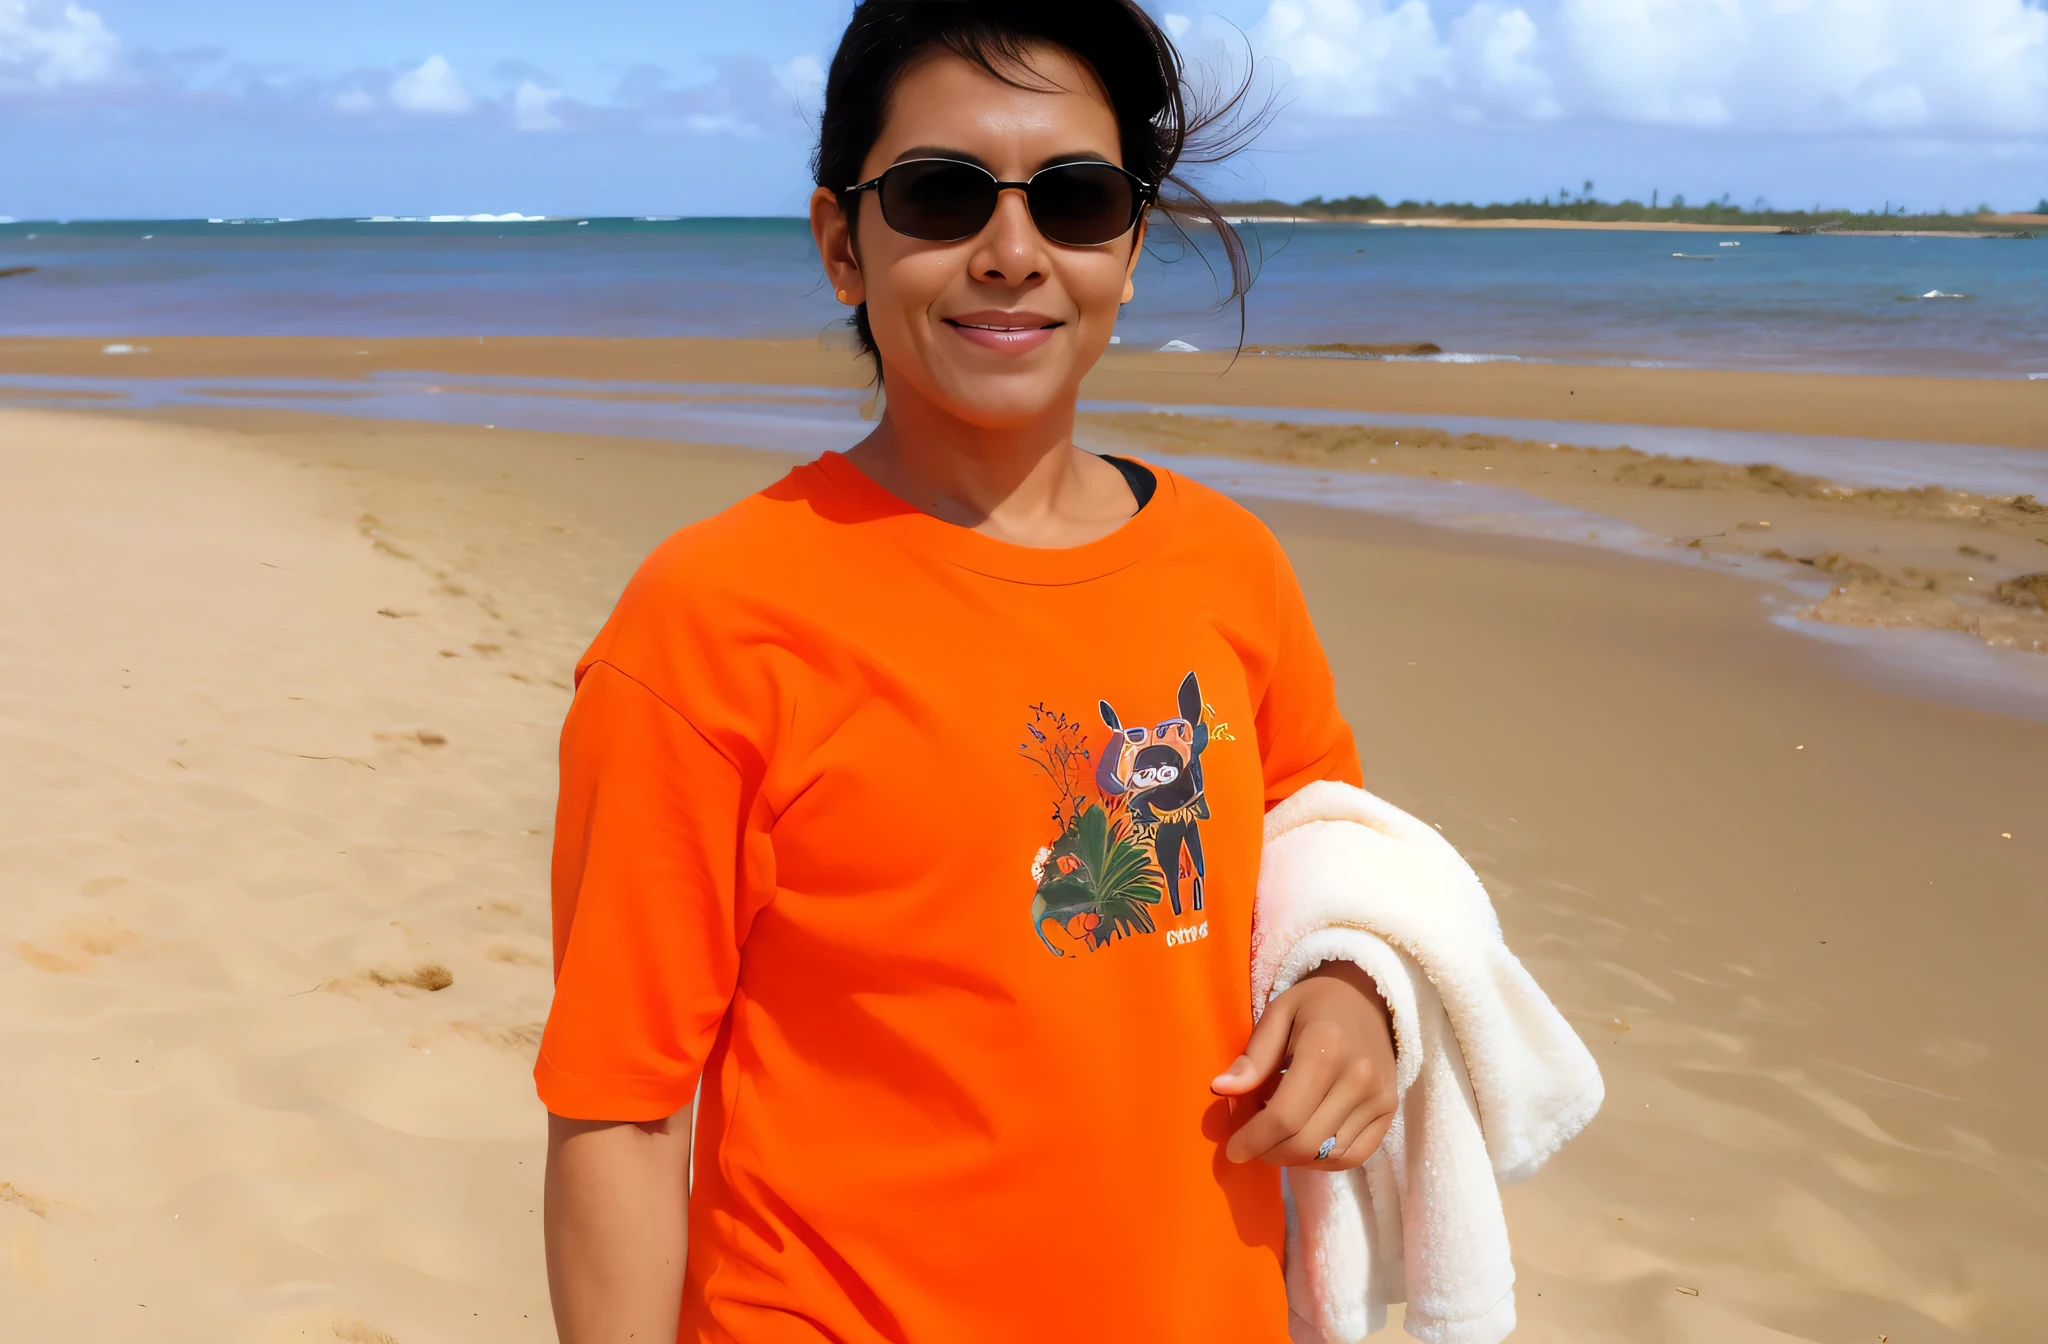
<box><xmin>1146</xmin><ymin>461</ymin><xmax>1290</xmax><ymax>560</ymax></box>
<box><xmin>619</xmin><ymin>458</ymin><xmax>845</xmax><ymax>606</ymax></box>
<box><xmin>578</xmin><ymin>461</ymin><xmax>845</xmax><ymax>700</ymax></box>
<box><xmin>1165</xmin><ymin>465</ymin><xmax>1274</xmax><ymax>521</ymax></box>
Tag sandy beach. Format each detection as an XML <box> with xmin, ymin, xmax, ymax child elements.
<box><xmin>3</xmin><ymin>333</ymin><xmax>2046</xmax><ymax>1343</ymax></box>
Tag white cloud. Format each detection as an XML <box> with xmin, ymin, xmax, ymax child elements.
<box><xmin>1164</xmin><ymin>12</ymin><xmax>1194</xmax><ymax>38</ymax></box>
<box><xmin>511</xmin><ymin>79</ymin><xmax>563</xmax><ymax>130</ymax></box>
<box><xmin>680</xmin><ymin>112</ymin><xmax>758</xmax><ymax>137</ymax></box>
<box><xmin>0</xmin><ymin>0</ymin><xmax>118</xmax><ymax>89</ymax></box>
<box><xmin>389</xmin><ymin>54</ymin><xmax>471</xmax><ymax>116</ymax></box>
<box><xmin>333</xmin><ymin>85</ymin><xmax>376</xmax><ymax>114</ymax></box>
<box><xmin>774</xmin><ymin>53</ymin><xmax>823</xmax><ymax>108</ymax></box>
<box><xmin>628</xmin><ymin>54</ymin><xmax>820</xmax><ymax>138</ymax></box>
<box><xmin>1253</xmin><ymin>0</ymin><xmax>1451</xmax><ymax>117</ymax></box>
<box><xmin>1449</xmin><ymin>3</ymin><xmax>1556</xmax><ymax>121</ymax></box>
<box><xmin>1247</xmin><ymin>0</ymin><xmax>2048</xmax><ymax>134</ymax></box>
<box><xmin>1558</xmin><ymin>0</ymin><xmax>2048</xmax><ymax>134</ymax></box>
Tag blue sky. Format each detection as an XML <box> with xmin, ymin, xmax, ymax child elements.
<box><xmin>3</xmin><ymin>0</ymin><xmax>2045</xmax><ymax>220</ymax></box>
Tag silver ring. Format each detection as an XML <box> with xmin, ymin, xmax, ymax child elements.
<box><xmin>1315</xmin><ymin>1136</ymin><xmax>1338</xmax><ymax>1161</ymax></box>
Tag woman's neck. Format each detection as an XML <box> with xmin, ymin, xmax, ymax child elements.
<box><xmin>843</xmin><ymin>377</ymin><xmax>1139</xmax><ymax>549</ymax></box>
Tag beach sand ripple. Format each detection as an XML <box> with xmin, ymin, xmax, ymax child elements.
<box><xmin>0</xmin><ymin>410</ymin><xmax>570</xmax><ymax>1341</ymax></box>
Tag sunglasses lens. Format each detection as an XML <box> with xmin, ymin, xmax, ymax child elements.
<box><xmin>1028</xmin><ymin>163</ymin><xmax>1140</xmax><ymax>245</ymax></box>
<box><xmin>876</xmin><ymin>160</ymin><xmax>998</xmax><ymax>241</ymax></box>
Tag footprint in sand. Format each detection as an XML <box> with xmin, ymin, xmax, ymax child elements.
<box><xmin>18</xmin><ymin>917</ymin><xmax>140</xmax><ymax>974</ymax></box>
<box><xmin>332</xmin><ymin>1317</ymin><xmax>400</xmax><ymax>1344</ymax></box>
<box><xmin>372</xmin><ymin>729</ymin><xmax>449</xmax><ymax>749</ymax></box>
<box><xmin>0</xmin><ymin>1182</ymin><xmax>51</xmax><ymax>1218</ymax></box>
<box><xmin>451</xmin><ymin>1020</ymin><xmax>546</xmax><ymax>1053</ymax></box>
<box><xmin>1</xmin><ymin>1180</ymin><xmax>59</xmax><ymax>1288</ymax></box>
<box><xmin>327</xmin><ymin>964</ymin><xmax>454</xmax><ymax>997</ymax></box>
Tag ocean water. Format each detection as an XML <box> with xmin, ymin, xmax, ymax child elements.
<box><xmin>3</xmin><ymin>216</ymin><xmax>2045</xmax><ymax>377</ymax></box>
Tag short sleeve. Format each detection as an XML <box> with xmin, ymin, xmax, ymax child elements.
<box><xmin>1257</xmin><ymin>541</ymin><xmax>1364</xmax><ymax>805</ymax></box>
<box><xmin>535</xmin><ymin>660</ymin><xmax>757</xmax><ymax>1121</ymax></box>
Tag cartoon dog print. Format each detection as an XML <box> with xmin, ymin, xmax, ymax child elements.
<box><xmin>1095</xmin><ymin>671</ymin><xmax>1210</xmax><ymax>917</ymax></box>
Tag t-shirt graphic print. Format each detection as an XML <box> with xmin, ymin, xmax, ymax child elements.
<box><xmin>1026</xmin><ymin>670</ymin><xmax>1227</xmax><ymax>956</ymax></box>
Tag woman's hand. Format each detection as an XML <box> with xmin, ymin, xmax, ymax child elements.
<box><xmin>1212</xmin><ymin>960</ymin><xmax>1398</xmax><ymax>1171</ymax></box>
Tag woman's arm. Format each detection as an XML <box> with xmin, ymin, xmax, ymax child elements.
<box><xmin>544</xmin><ymin>1106</ymin><xmax>693</xmax><ymax>1343</ymax></box>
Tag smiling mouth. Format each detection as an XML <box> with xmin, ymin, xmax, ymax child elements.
<box><xmin>941</xmin><ymin>313</ymin><xmax>1064</xmax><ymax>354</ymax></box>
<box><xmin>944</xmin><ymin>318</ymin><xmax>1062</xmax><ymax>333</ymax></box>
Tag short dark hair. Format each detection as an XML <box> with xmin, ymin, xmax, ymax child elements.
<box><xmin>813</xmin><ymin>0</ymin><xmax>1261</xmax><ymax>376</ymax></box>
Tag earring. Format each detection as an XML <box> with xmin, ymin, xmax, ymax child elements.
<box><xmin>836</xmin><ymin>289</ymin><xmax>851</xmax><ymax>304</ymax></box>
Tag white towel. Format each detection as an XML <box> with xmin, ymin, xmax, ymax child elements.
<box><xmin>1252</xmin><ymin>781</ymin><xmax>1604</xmax><ymax>1344</ymax></box>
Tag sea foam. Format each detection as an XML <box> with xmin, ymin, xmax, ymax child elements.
<box><xmin>356</xmin><ymin>214</ymin><xmax>549</xmax><ymax>224</ymax></box>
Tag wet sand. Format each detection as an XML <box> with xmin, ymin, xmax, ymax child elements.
<box><xmin>1081</xmin><ymin>411</ymin><xmax>2048</xmax><ymax>659</ymax></box>
<box><xmin>5</xmin><ymin>334</ymin><xmax>2046</xmax><ymax>449</ymax></box>
<box><xmin>2</xmin><ymin>400</ymin><xmax>2043</xmax><ymax>1343</ymax></box>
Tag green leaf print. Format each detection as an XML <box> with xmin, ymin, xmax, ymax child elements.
<box><xmin>1030</xmin><ymin>803</ymin><xmax>1163</xmax><ymax>957</ymax></box>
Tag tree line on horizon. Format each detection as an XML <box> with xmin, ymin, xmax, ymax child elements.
<box><xmin>1211</xmin><ymin>184</ymin><xmax>2046</xmax><ymax>234</ymax></box>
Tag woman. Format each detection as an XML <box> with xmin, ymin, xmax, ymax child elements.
<box><xmin>538</xmin><ymin>3</ymin><xmax>1399</xmax><ymax>1340</ymax></box>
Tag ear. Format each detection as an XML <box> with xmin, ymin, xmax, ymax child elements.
<box><xmin>1098</xmin><ymin>700</ymin><xmax>1122</xmax><ymax>731</ymax></box>
<box><xmin>810</xmin><ymin>185</ymin><xmax>865</xmax><ymax>307</ymax></box>
<box><xmin>1121</xmin><ymin>214</ymin><xmax>1147</xmax><ymax>306</ymax></box>
<box><xmin>1177</xmin><ymin>672</ymin><xmax>1201</xmax><ymax>723</ymax></box>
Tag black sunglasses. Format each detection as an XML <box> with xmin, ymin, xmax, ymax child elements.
<box><xmin>843</xmin><ymin>158</ymin><xmax>1153</xmax><ymax>247</ymax></box>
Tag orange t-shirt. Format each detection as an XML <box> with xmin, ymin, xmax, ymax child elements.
<box><xmin>538</xmin><ymin>452</ymin><xmax>1361</xmax><ymax>1344</ymax></box>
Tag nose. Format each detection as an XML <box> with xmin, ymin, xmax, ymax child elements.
<box><xmin>969</xmin><ymin>186</ymin><xmax>1047</xmax><ymax>287</ymax></box>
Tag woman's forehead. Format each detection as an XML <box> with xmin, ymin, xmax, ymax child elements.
<box><xmin>873</xmin><ymin>44</ymin><xmax>1121</xmax><ymax>170</ymax></box>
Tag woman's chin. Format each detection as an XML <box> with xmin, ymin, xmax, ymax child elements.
<box><xmin>907</xmin><ymin>363</ymin><xmax>1087</xmax><ymax>431</ymax></box>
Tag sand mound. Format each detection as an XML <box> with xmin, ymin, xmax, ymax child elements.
<box><xmin>1998</xmin><ymin>573</ymin><xmax>2048</xmax><ymax>610</ymax></box>
<box><xmin>1766</xmin><ymin>552</ymin><xmax>2048</xmax><ymax>653</ymax></box>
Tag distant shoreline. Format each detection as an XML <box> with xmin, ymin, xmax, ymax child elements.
<box><xmin>1225</xmin><ymin>215</ymin><xmax>1782</xmax><ymax>234</ymax></box>
<box><xmin>1219</xmin><ymin>214</ymin><xmax>2037</xmax><ymax>238</ymax></box>
<box><xmin>1213</xmin><ymin>199</ymin><xmax>2045</xmax><ymax>239</ymax></box>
